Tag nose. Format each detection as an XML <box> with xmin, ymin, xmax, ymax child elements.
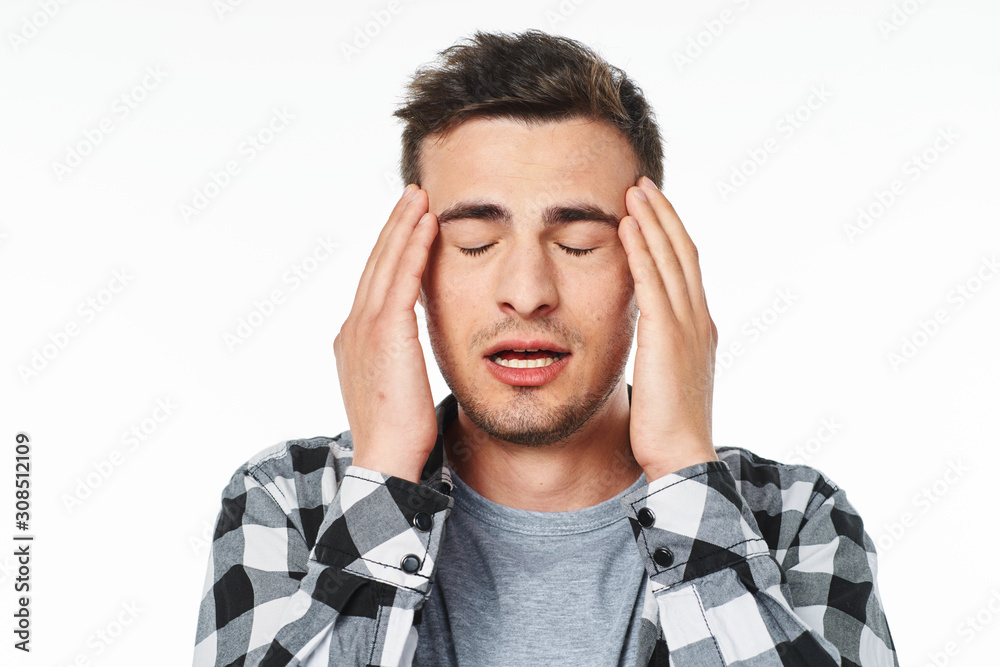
<box><xmin>493</xmin><ymin>239</ymin><xmax>559</xmax><ymax>319</ymax></box>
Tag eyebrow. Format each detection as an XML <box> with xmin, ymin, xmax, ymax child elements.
<box><xmin>435</xmin><ymin>200</ymin><xmax>622</xmax><ymax>230</ymax></box>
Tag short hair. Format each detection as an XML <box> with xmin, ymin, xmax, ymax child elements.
<box><xmin>393</xmin><ymin>29</ymin><xmax>664</xmax><ymax>189</ymax></box>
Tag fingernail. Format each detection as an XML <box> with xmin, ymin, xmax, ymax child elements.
<box><xmin>628</xmin><ymin>217</ymin><xmax>639</xmax><ymax>229</ymax></box>
<box><xmin>640</xmin><ymin>176</ymin><xmax>658</xmax><ymax>190</ymax></box>
<box><xmin>408</xmin><ymin>188</ymin><xmax>421</xmax><ymax>202</ymax></box>
<box><xmin>634</xmin><ymin>188</ymin><xmax>647</xmax><ymax>202</ymax></box>
<box><xmin>402</xmin><ymin>184</ymin><xmax>415</xmax><ymax>198</ymax></box>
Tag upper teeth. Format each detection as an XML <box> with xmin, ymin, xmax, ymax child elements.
<box><xmin>492</xmin><ymin>349</ymin><xmax>565</xmax><ymax>369</ymax></box>
<box><xmin>493</xmin><ymin>356</ymin><xmax>560</xmax><ymax>369</ymax></box>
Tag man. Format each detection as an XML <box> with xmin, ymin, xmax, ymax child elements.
<box><xmin>195</xmin><ymin>30</ymin><xmax>898</xmax><ymax>666</ymax></box>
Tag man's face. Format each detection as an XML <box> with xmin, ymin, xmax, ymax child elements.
<box><xmin>419</xmin><ymin>116</ymin><xmax>639</xmax><ymax>446</ymax></box>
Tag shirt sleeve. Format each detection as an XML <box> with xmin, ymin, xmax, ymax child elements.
<box><xmin>621</xmin><ymin>459</ymin><xmax>898</xmax><ymax>666</ymax></box>
<box><xmin>194</xmin><ymin>461</ymin><xmax>453</xmax><ymax>667</ymax></box>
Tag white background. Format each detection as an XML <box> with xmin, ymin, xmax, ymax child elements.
<box><xmin>2</xmin><ymin>0</ymin><xmax>998</xmax><ymax>665</ymax></box>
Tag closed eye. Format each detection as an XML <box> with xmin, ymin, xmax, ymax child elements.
<box><xmin>458</xmin><ymin>244</ymin><xmax>494</xmax><ymax>257</ymax></box>
<box><xmin>559</xmin><ymin>245</ymin><xmax>595</xmax><ymax>257</ymax></box>
<box><xmin>458</xmin><ymin>244</ymin><xmax>595</xmax><ymax>257</ymax></box>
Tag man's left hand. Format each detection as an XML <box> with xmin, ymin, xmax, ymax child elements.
<box><xmin>618</xmin><ymin>176</ymin><xmax>719</xmax><ymax>482</ymax></box>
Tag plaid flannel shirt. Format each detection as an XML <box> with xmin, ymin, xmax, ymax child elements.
<box><xmin>194</xmin><ymin>390</ymin><xmax>898</xmax><ymax>666</ymax></box>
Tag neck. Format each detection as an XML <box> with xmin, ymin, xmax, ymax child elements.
<box><xmin>443</xmin><ymin>381</ymin><xmax>643</xmax><ymax>511</ymax></box>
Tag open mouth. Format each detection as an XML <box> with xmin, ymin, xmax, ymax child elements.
<box><xmin>488</xmin><ymin>349</ymin><xmax>568</xmax><ymax>369</ymax></box>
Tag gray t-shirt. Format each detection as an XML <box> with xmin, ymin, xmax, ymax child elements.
<box><xmin>414</xmin><ymin>467</ymin><xmax>649</xmax><ymax>666</ymax></box>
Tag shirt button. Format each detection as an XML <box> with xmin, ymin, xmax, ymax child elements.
<box><xmin>413</xmin><ymin>512</ymin><xmax>433</xmax><ymax>532</ymax></box>
<box><xmin>653</xmin><ymin>547</ymin><xmax>674</xmax><ymax>568</ymax></box>
<box><xmin>637</xmin><ymin>507</ymin><xmax>656</xmax><ymax>528</ymax></box>
<box><xmin>400</xmin><ymin>554</ymin><xmax>421</xmax><ymax>573</ymax></box>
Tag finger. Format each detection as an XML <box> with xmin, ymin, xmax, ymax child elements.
<box><xmin>618</xmin><ymin>215</ymin><xmax>677</xmax><ymax>326</ymax></box>
<box><xmin>625</xmin><ymin>185</ymin><xmax>693</xmax><ymax>322</ymax></box>
<box><xmin>383</xmin><ymin>211</ymin><xmax>438</xmax><ymax>315</ymax></box>
<box><xmin>635</xmin><ymin>177</ymin><xmax>709</xmax><ymax>320</ymax></box>
<box><xmin>360</xmin><ymin>188</ymin><xmax>429</xmax><ymax>317</ymax></box>
<box><xmin>350</xmin><ymin>184</ymin><xmax>419</xmax><ymax>318</ymax></box>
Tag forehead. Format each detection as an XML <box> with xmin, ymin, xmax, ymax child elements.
<box><xmin>419</xmin><ymin>116</ymin><xmax>637</xmax><ymax>204</ymax></box>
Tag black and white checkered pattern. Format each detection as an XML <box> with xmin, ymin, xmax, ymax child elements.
<box><xmin>619</xmin><ymin>455</ymin><xmax>897</xmax><ymax>665</ymax></box>
<box><xmin>194</xmin><ymin>391</ymin><xmax>897</xmax><ymax>666</ymax></box>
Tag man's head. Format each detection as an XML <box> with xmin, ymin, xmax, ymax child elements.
<box><xmin>393</xmin><ymin>31</ymin><xmax>663</xmax><ymax>447</ymax></box>
<box><xmin>393</xmin><ymin>29</ymin><xmax>663</xmax><ymax>190</ymax></box>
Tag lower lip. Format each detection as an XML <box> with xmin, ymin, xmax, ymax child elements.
<box><xmin>483</xmin><ymin>354</ymin><xmax>571</xmax><ymax>387</ymax></box>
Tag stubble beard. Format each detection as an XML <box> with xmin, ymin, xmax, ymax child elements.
<box><xmin>424</xmin><ymin>299</ymin><xmax>638</xmax><ymax>447</ymax></box>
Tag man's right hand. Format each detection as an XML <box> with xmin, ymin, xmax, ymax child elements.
<box><xmin>333</xmin><ymin>185</ymin><xmax>439</xmax><ymax>484</ymax></box>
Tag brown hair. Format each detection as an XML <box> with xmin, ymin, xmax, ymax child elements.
<box><xmin>393</xmin><ymin>29</ymin><xmax>664</xmax><ymax>189</ymax></box>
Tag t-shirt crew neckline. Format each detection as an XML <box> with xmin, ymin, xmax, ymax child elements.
<box><xmin>448</xmin><ymin>467</ymin><xmax>647</xmax><ymax>537</ymax></box>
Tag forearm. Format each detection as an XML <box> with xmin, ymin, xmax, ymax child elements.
<box><xmin>195</xmin><ymin>461</ymin><xmax>453</xmax><ymax>666</ymax></box>
<box><xmin>621</xmin><ymin>456</ymin><xmax>897</xmax><ymax>666</ymax></box>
